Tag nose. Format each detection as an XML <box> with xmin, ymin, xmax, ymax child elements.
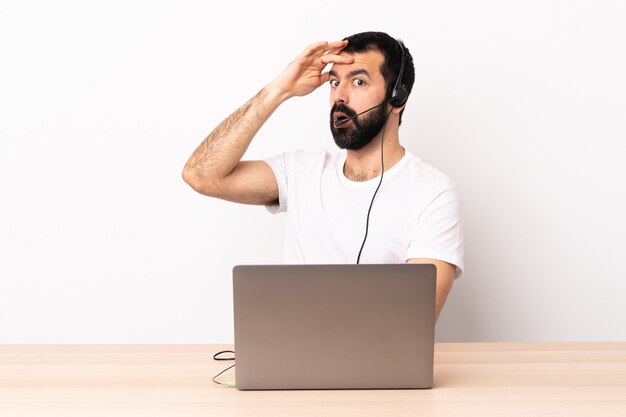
<box><xmin>331</xmin><ymin>82</ymin><xmax>349</xmax><ymax>106</ymax></box>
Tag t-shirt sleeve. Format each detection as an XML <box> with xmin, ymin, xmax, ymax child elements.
<box><xmin>263</xmin><ymin>153</ymin><xmax>289</xmax><ymax>214</ymax></box>
<box><xmin>406</xmin><ymin>181</ymin><xmax>464</xmax><ymax>278</ymax></box>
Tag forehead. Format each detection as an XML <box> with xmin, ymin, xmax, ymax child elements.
<box><xmin>329</xmin><ymin>49</ymin><xmax>385</xmax><ymax>79</ymax></box>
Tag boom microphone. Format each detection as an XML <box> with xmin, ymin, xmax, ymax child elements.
<box><xmin>334</xmin><ymin>101</ymin><xmax>387</xmax><ymax>128</ymax></box>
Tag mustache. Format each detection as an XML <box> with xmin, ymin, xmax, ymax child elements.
<box><xmin>330</xmin><ymin>103</ymin><xmax>357</xmax><ymax>120</ymax></box>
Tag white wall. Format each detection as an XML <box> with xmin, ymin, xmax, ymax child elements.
<box><xmin>1</xmin><ymin>0</ymin><xmax>625</xmax><ymax>343</ymax></box>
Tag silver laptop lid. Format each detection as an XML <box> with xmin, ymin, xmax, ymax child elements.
<box><xmin>233</xmin><ymin>264</ymin><xmax>436</xmax><ymax>390</ymax></box>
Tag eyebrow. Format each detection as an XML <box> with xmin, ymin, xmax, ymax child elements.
<box><xmin>329</xmin><ymin>68</ymin><xmax>372</xmax><ymax>79</ymax></box>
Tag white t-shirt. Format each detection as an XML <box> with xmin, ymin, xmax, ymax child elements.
<box><xmin>264</xmin><ymin>149</ymin><xmax>464</xmax><ymax>278</ymax></box>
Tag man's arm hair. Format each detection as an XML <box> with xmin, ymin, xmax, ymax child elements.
<box><xmin>182</xmin><ymin>87</ymin><xmax>283</xmax><ymax>205</ymax></box>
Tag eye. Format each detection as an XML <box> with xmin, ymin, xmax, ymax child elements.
<box><xmin>353</xmin><ymin>78</ymin><xmax>365</xmax><ymax>87</ymax></box>
<box><xmin>330</xmin><ymin>79</ymin><xmax>340</xmax><ymax>88</ymax></box>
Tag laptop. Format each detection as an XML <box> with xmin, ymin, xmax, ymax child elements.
<box><xmin>232</xmin><ymin>263</ymin><xmax>436</xmax><ymax>390</ymax></box>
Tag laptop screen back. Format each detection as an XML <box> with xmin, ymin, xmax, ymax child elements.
<box><xmin>233</xmin><ymin>263</ymin><xmax>436</xmax><ymax>390</ymax></box>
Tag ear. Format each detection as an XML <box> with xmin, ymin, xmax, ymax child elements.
<box><xmin>391</xmin><ymin>104</ymin><xmax>405</xmax><ymax>114</ymax></box>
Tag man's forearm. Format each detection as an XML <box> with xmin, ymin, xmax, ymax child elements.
<box><xmin>183</xmin><ymin>85</ymin><xmax>285</xmax><ymax>184</ymax></box>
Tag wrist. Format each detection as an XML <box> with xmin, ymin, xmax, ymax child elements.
<box><xmin>264</xmin><ymin>78</ymin><xmax>293</xmax><ymax>104</ymax></box>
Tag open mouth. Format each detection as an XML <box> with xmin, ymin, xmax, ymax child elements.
<box><xmin>333</xmin><ymin>112</ymin><xmax>351</xmax><ymax>127</ymax></box>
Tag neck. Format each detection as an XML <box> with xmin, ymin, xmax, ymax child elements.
<box><xmin>343</xmin><ymin>130</ymin><xmax>405</xmax><ymax>182</ymax></box>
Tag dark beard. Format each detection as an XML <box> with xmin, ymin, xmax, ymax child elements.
<box><xmin>330</xmin><ymin>102</ymin><xmax>388</xmax><ymax>150</ymax></box>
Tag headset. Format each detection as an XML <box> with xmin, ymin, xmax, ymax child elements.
<box><xmin>388</xmin><ymin>38</ymin><xmax>408</xmax><ymax>108</ymax></box>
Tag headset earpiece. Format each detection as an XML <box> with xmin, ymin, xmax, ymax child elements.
<box><xmin>388</xmin><ymin>39</ymin><xmax>408</xmax><ymax>108</ymax></box>
<box><xmin>389</xmin><ymin>84</ymin><xmax>408</xmax><ymax>107</ymax></box>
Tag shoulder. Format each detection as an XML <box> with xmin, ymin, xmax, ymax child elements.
<box><xmin>403</xmin><ymin>151</ymin><xmax>459</xmax><ymax>195</ymax></box>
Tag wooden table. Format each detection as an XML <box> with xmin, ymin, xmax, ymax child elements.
<box><xmin>1</xmin><ymin>343</ymin><xmax>625</xmax><ymax>416</ymax></box>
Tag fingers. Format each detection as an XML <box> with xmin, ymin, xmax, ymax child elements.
<box><xmin>303</xmin><ymin>40</ymin><xmax>345</xmax><ymax>56</ymax></box>
<box><xmin>326</xmin><ymin>40</ymin><xmax>350</xmax><ymax>53</ymax></box>
<box><xmin>318</xmin><ymin>70</ymin><xmax>331</xmax><ymax>85</ymax></box>
<box><xmin>304</xmin><ymin>40</ymin><xmax>354</xmax><ymax>67</ymax></box>
<box><xmin>319</xmin><ymin>51</ymin><xmax>353</xmax><ymax>66</ymax></box>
